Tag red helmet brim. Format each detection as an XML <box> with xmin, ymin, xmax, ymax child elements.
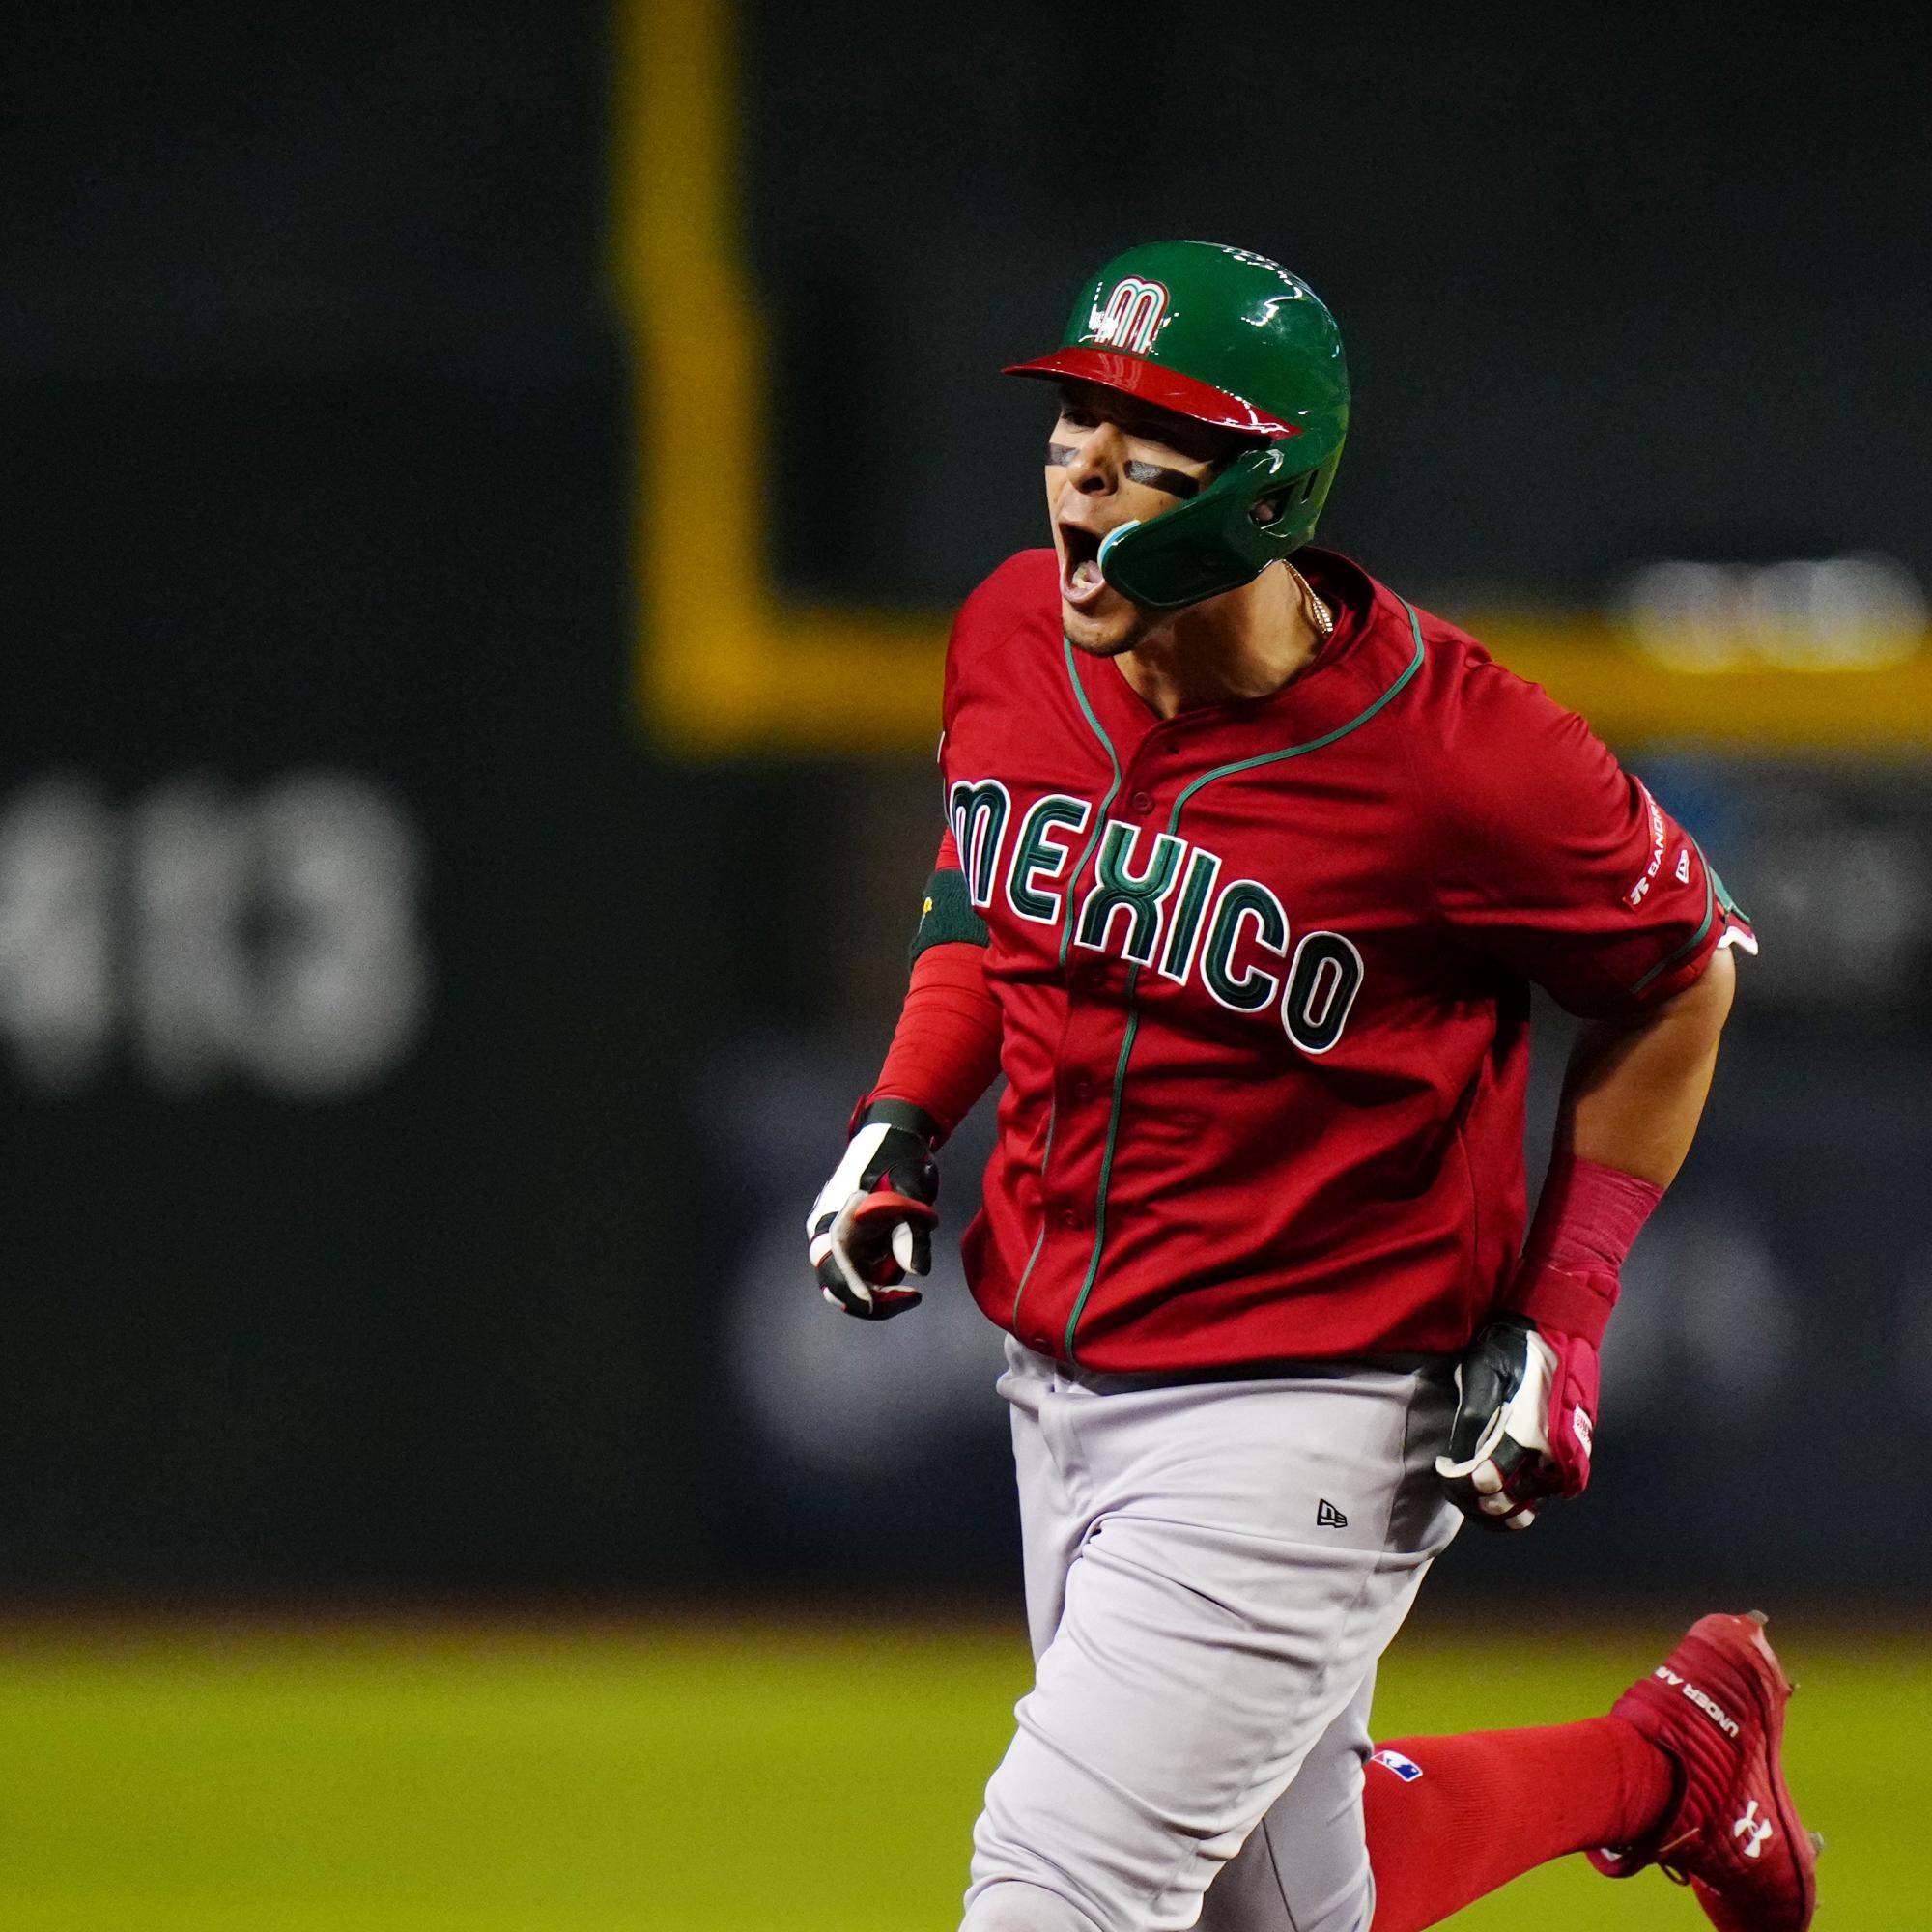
<box><xmin>1003</xmin><ymin>348</ymin><xmax>1299</xmax><ymax>440</ymax></box>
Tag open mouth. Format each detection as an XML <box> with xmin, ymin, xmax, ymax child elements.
<box><xmin>1059</xmin><ymin>523</ymin><xmax>1108</xmax><ymax>607</ymax></box>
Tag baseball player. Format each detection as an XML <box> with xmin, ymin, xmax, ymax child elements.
<box><xmin>807</xmin><ymin>241</ymin><xmax>1817</xmax><ymax>1932</ymax></box>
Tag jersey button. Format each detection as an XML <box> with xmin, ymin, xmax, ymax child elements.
<box><xmin>1071</xmin><ymin>1078</ymin><xmax>1095</xmax><ymax>1103</ymax></box>
<box><xmin>1058</xmin><ymin>1208</ymin><xmax>1081</xmax><ymax>1230</ymax></box>
<box><xmin>1129</xmin><ymin>788</ymin><xmax>1154</xmax><ymax>812</ymax></box>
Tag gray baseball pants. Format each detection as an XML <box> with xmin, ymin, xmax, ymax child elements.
<box><xmin>960</xmin><ymin>1338</ymin><xmax>1462</xmax><ymax>1932</ymax></box>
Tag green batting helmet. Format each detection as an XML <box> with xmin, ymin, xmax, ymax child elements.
<box><xmin>1005</xmin><ymin>240</ymin><xmax>1349</xmax><ymax>611</ymax></box>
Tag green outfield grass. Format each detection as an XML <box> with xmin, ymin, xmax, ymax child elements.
<box><xmin>0</xmin><ymin>1611</ymin><xmax>1919</xmax><ymax>1930</ymax></box>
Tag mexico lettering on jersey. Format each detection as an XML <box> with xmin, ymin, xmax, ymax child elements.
<box><xmin>947</xmin><ymin>782</ymin><xmax>1366</xmax><ymax>1054</ymax></box>
<box><xmin>929</xmin><ymin>547</ymin><xmax>1755</xmax><ymax>1373</ymax></box>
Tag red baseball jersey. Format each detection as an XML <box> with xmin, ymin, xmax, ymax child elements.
<box><xmin>925</xmin><ymin>546</ymin><xmax>1754</xmax><ymax>1372</ymax></box>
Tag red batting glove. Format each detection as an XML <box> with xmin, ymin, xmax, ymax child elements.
<box><xmin>1507</xmin><ymin>1151</ymin><xmax>1663</xmax><ymax>1499</ymax></box>
<box><xmin>1440</xmin><ymin>1154</ymin><xmax>1662</xmax><ymax>1528</ymax></box>
<box><xmin>1508</xmin><ymin>1263</ymin><xmax>1618</xmax><ymax>1498</ymax></box>
<box><xmin>806</xmin><ymin>1101</ymin><xmax>941</xmax><ymax>1321</ymax></box>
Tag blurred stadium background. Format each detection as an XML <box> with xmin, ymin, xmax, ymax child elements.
<box><xmin>3</xmin><ymin>2</ymin><xmax>1927</xmax><ymax>1924</ymax></box>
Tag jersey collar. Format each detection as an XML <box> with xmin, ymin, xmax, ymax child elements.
<box><xmin>1074</xmin><ymin>547</ymin><xmax>1420</xmax><ymax>755</ymax></box>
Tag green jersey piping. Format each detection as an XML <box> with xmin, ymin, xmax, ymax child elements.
<box><xmin>1009</xmin><ymin>644</ymin><xmax>1121</xmax><ymax>1338</ymax></box>
<box><xmin>1009</xmin><ymin>1098</ymin><xmax>1056</xmax><ymax>1327</ymax></box>
<box><xmin>1629</xmin><ymin>835</ymin><xmax>1717</xmax><ymax>996</ymax></box>
<box><xmin>1058</xmin><ymin>638</ymin><xmax>1122</xmax><ymax>966</ymax></box>
<box><xmin>1708</xmin><ymin>858</ymin><xmax>1750</xmax><ymax>926</ymax></box>
<box><xmin>1061</xmin><ymin>599</ymin><xmax>1429</xmax><ymax>1359</ymax></box>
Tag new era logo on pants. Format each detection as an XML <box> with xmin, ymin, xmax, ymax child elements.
<box><xmin>1317</xmin><ymin>1499</ymin><xmax>1349</xmax><ymax>1529</ymax></box>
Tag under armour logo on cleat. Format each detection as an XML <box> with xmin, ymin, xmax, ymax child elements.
<box><xmin>1317</xmin><ymin>1499</ymin><xmax>1349</xmax><ymax>1529</ymax></box>
<box><xmin>1734</xmin><ymin>1801</ymin><xmax>1775</xmax><ymax>1859</ymax></box>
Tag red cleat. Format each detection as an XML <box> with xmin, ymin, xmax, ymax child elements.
<box><xmin>1588</xmin><ymin>1612</ymin><xmax>1820</xmax><ymax>1930</ymax></box>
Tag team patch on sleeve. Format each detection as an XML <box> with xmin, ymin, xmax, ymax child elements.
<box><xmin>909</xmin><ymin>867</ymin><xmax>991</xmax><ymax>965</ymax></box>
<box><xmin>1624</xmin><ymin>781</ymin><xmax>1670</xmax><ymax>909</ymax></box>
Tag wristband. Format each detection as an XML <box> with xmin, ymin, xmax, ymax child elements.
<box><xmin>843</xmin><ymin>1094</ymin><xmax>941</xmax><ymax>1142</ymax></box>
<box><xmin>1506</xmin><ymin>1151</ymin><xmax>1662</xmax><ymax>1343</ymax></box>
<box><xmin>1509</xmin><ymin>1264</ymin><xmax>1619</xmax><ymax>1349</ymax></box>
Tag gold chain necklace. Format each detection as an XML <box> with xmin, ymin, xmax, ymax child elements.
<box><xmin>1289</xmin><ymin>563</ymin><xmax>1334</xmax><ymax>638</ymax></box>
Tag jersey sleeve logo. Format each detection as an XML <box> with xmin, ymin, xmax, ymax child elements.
<box><xmin>1625</xmin><ymin>780</ymin><xmax>1671</xmax><ymax>908</ymax></box>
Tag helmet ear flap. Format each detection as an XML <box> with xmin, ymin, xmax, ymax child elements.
<box><xmin>1097</xmin><ymin>441</ymin><xmax>1344</xmax><ymax>611</ymax></box>
<box><xmin>1248</xmin><ymin>465</ymin><xmax>1323</xmax><ymax>528</ymax></box>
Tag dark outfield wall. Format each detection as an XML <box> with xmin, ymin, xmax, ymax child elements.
<box><xmin>1</xmin><ymin>1</ymin><xmax>1927</xmax><ymax>1600</ymax></box>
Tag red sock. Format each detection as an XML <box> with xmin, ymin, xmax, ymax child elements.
<box><xmin>1361</xmin><ymin>1717</ymin><xmax>1676</xmax><ymax>1931</ymax></box>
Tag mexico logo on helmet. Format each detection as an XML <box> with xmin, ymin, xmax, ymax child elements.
<box><xmin>1093</xmin><ymin>277</ymin><xmax>1171</xmax><ymax>355</ymax></box>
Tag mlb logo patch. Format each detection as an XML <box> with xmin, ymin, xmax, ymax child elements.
<box><xmin>1370</xmin><ymin>1749</ymin><xmax>1424</xmax><ymax>1783</ymax></box>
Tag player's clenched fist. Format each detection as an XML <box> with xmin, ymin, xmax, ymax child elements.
<box><xmin>1437</xmin><ymin>1154</ymin><xmax>1643</xmax><ymax>1529</ymax></box>
<box><xmin>807</xmin><ymin>1099</ymin><xmax>941</xmax><ymax>1320</ymax></box>
<box><xmin>1436</xmin><ymin>1278</ymin><xmax>1611</xmax><ymax>1530</ymax></box>
<box><xmin>1435</xmin><ymin>1316</ymin><xmax>1567</xmax><ymax>1530</ymax></box>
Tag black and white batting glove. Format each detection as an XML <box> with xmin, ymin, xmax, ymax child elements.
<box><xmin>1435</xmin><ymin>1316</ymin><xmax>1564</xmax><ymax>1531</ymax></box>
<box><xmin>807</xmin><ymin>1099</ymin><xmax>940</xmax><ymax>1321</ymax></box>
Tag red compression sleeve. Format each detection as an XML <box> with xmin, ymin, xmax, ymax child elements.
<box><xmin>867</xmin><ymin>940</ymin><xmax>1002</xmax><ymax>1144</ymax></box>
<box><xmin>1508</xmin><ymin>1151</ymin><xmax>1663</xmax><ymax>1342</ymax></box>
